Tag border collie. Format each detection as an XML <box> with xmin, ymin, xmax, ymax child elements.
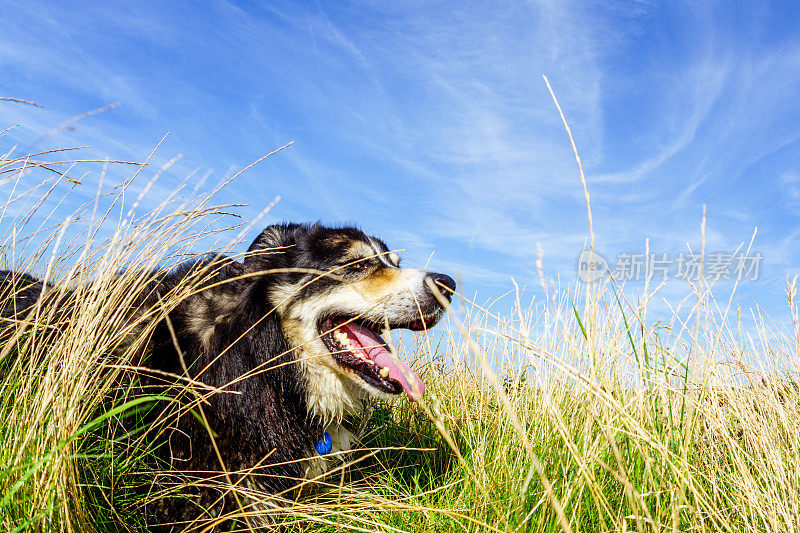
<box><xmin>0</xmin><ymin>222</ymin><xmax>456</xmax><ymax>530</ymax></box>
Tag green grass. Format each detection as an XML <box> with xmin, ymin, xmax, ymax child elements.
<box><xmin>2</xmin><ymin>127</ymin><xmax>800</xmax><ymax>533</ymax></box>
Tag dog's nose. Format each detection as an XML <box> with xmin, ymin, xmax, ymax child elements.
<box><xmin>426</xmin><ymin>272</ymin><xmax>456</xmax><ymax>302</ymax></box>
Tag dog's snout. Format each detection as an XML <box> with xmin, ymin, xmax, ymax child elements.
<box><xmin>426</xmin><ymin>272</ymin><xmax>456</xmax><ymax>302</ymax></box>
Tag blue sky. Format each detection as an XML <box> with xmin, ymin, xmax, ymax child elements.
<box><xmin>2</xmin><ymin>1</ymin><xmax>800</xmax><ymax>323</ymax></box>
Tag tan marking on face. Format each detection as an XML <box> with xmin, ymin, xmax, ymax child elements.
<box><xmin>352</xmin><ymin>266</ymin><xmax>405</xmax><ymax>299</ymax></box>
<box><xmin>350</xmin><ymin>241</ymin><xmax>374</xmax><ymax>259</ymax></box>
<box><xmin>326</xmin><ymin>238</ymin><xmax>375</xmax><ymax>266</ymax></box>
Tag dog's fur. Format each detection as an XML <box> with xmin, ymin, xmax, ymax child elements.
<box><xmin>0</xmin><ymin>222</ymin><xmax>455</xmax><ymax>530</ymax></box>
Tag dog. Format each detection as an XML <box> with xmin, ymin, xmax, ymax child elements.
<box><xmin>0</xmin><ymin>222</ymin><xmax>456</xmax><ymax>530</ymax></box>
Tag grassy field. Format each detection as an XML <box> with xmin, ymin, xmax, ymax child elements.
<box><xmin>2</xmin><ymin>138</ymin><xmax>800</xmax><ymax>533</ymax></box>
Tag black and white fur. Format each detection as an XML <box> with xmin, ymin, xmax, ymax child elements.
<box><xmin>0</xmin><ymin>223</ymin><xmax>456</xmax><ymax>530</ymax></box>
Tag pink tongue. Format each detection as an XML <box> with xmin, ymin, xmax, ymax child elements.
<box><xmin>338</xmin><ymin>322</ymin><xmax>425</xmax><ymax>401</ymax></box>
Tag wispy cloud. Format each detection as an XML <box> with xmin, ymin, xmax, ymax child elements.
<box><xmin>2</xmin><ymin>0</ymin><xmax>800</xmax><ymax>320</ymax></box>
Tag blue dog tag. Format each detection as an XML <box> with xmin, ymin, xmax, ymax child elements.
<box><xmin>315</xmin><ymin>432</ymin><xmax>332</xmax><ymax>455</ymax></box>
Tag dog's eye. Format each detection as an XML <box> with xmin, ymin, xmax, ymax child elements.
<box><xmin>350</xmin><ymin>261</ymin><xmax>366</xmax><ymax>271</ymax></box>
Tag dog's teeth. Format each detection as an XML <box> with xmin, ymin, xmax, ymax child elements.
<box><xmin>379</xmin><ymin>367</ymin><xmax>390</xmax><ymax>378</ymax></box>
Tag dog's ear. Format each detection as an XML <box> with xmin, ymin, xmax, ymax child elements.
<box><xmin>245</xmin><ymin>223</ymin><xmax>304</xmax><ymax>265</ymax></box>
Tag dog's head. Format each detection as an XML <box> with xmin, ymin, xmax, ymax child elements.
<box><xmin>244</xmin><ymin>223</ymin><xmax>455</xmax><ymax>423</ymax></box>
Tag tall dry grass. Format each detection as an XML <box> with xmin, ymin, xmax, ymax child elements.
<box><xmin>0</xmin><ymin>112</ymin><xmax>798</xmax><ymax>533</ymax></box>
<box><xmin>0</xmin><ymin>136</ymin><xmax>277</xmax><ymax>531</ymax></box>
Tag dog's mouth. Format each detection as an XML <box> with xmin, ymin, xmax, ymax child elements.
<box><xmin>319</xmin><ymin>315</ymin><xmax>439</xmax><ymax>401</ymax></box>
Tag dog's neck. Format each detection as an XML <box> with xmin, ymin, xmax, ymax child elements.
<box><xmin>300</xmin><ymin>351</ymin><xmax>369</xmax><ymax>425</ymax></box>
<box><xmin>274</xmin><ymin>312</ymin><xmax>369</xmax><ymax>426</ymax></box>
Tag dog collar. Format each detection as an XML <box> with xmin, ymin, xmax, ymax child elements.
<box><xmin>315</xmin><ymin>432</ymin><xmax>332</xmax><ymax>455</ymax></box>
